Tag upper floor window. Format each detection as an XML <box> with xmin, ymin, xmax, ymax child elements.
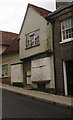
<box><xmin>25</xmin><ymin>29</ymin><xmax>40</xmax><ymax>49</ymax></box>
<box><xmin>61</xmin><ymin>18</ymin><xmax>73</xmax><ymax>43</ymax></box>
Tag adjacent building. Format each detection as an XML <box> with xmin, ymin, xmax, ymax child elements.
<box><xmin>0</xmin><ymin>31</ymin><xmax>23</xmax><ymax>85</ymax></box>
<box><xmin>46</xmin><ymin>1</ymin><xmax>73</xmax><ymax>96</ymax></box>
<box><xmin>19</xmin><ymin>4</ymin><xmax>55</xmax><ymax>92</ymax></box>
<box><xmin>1</xmin><ymin>2</ymin><xmax>73</xmax><ymax>96</ymax></box>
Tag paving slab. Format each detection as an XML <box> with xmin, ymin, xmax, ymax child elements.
<box><xmin>0</xmin><ymin>83</ymin><xmax>73</xmax><ymax>109</ymax></box>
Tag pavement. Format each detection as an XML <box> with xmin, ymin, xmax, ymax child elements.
<box><xmin>0</xmin><ymin>83</ymin><xmax>73</xmax><ymax>109</ymax></box>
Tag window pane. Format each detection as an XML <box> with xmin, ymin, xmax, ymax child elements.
<box><xmin>71</xmin><ymin>18</ymin><xmax>73</xmax><ymax>27</ymax></box>
<box><xmin>66</xmin><ymin>34</ymin><xmax>68</xmax><ymax>39</ymax></box>
<box><xmin>63</xmin><ymin>35</ymin><xmax>65</xmax><ymax>40</ymax></box>
<box><xmin>35</xmin><ymin>37</ymin><xmax>39</xmax><ymax>44</ymax></box>
<box><xmin>35</xmin><ymin>30</ymin><xmax>39</xmax><ymax>45</ymax></box>
<box><xmin>35</xmin><ymin>31</ymin><xmax>39</xmax><ymax>37</ymax></box>
<box><xmin>62</xmin><ymin>25</ymin><xmax>64</xmax><ymax>30</ymax></box>
<box><xmin>26</xmin><ymin>34</ymin><xmax>29</xmax><ymax>48</ymax></box>
<box><xmin>69</xmin><ymin>34</ymin><xmax>71</xmax><ymax>38</ymax></box>
<box><xmin>66</xmin><ymin>30</ymin><xmax>68</xmax><ymax>34</ymax></box>
<box><xmin>62</xmin><ymin>21</ymin><xmax>65</xmax><ymax>30</ymax></box>
<box><xmin>61</xmin><ymin>18</ymin><xmax>73</xmax><ymax>41</ymax></box>
<box><xmin>63</xmin><ymin>31</ymin><xmax>65</xmax><ymax>35</ymax></box>
<box><xmin>72</xmin><ymin>28</ymin><xmax>73</xmax><ymax>32</ymax></box>
<box><xmin>30</xmin><ymin>34</ymin><xmax>34</xmax><ymax>41</ymax></box>
<box><xmin>67</xmin><ymin>19</ymin><xmax>70</xmax><ymax>28</ymax></box>
<box><xmin>30</xmin><ymin>34</ymin><xmax>34</xmax><ymax>47</ymax></box>
<box><xmin>72</xmin><ymin>32</ymin><xmax>73</xmax><ymax>37</ymax></box>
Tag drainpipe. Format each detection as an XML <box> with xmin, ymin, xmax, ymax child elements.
<box><xmin>51</xmin><ymin>20</ymin><xmax>57</xmax><ymax>95</ymax></box>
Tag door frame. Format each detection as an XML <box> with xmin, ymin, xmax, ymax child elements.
<box><xmin>63</xmin><ymin>61</ymin><xmax>68</xmax><ymax>96</ymax></box>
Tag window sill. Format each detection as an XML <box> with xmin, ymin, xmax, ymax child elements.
<box><xmin>25</xmin><ymin>44</ymin><xmax>40</xmax><ymax>50</ymax></box>
<box><xmin>0</xmin><ymin>77</ymin><xmax>9</xmax><ymax>78</ymax></box>
<box><xmin>60</xmin><ymin>39</ymin><xmax>73</xmax><ymax>44</ymax></box>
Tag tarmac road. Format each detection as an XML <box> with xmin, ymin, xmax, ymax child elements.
<box><xmin>2</xmin><ymin>89</ymin><xmax>72</xmax><ymax>118</ymax></box>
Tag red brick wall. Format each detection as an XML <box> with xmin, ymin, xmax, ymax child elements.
<box><xmin>0</xmin><ymin>77</ymin><xmax>11</xmax><ymax>84</ymax></box>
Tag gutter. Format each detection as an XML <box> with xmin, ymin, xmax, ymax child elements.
<box><xmin>45</xmin><ymin>2</ymin><xmax>73</xmax><ymax>20</ymax></box>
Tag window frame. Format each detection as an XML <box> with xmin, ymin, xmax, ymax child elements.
<box><xmin>25</xmin><ymin>29</ymin><xmax>40</xmax><ymax>49</ymax></box>
<box><xmin>60</xmin><ymin>18</ymin><xmax>73</xmax><ymax>44</ymax></box>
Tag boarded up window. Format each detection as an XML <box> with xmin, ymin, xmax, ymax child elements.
<box><xmin>11</xmin><ymin>64</ymin><xmax>23</xmax><ymax>83</ymax></box>
<box><xmin>31</xmin><ymin>57</ymin><xmax>51</xmax><ymax>82</ymax></box>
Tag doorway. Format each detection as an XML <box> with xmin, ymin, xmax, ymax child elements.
<box><xmin>63</xmin><ymin>60</ymin><xmax>73</xmax><ymax>96</ymax></box>
<box><xmin>66</xmin><ymin>60</ymin><xmax>73</xmax><ymax>96</ymax></box>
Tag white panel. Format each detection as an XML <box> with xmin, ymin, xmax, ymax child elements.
<box><xmin>31</xmin><ymin>57</ymin><xmax>51</xmax><ymax>82</ymax></box>
<box><xmin>40</xmin><ymin>57</ymin><xmax>50</xmax><ymax>66</ymax></box>
<box><xmin>40</xmin><ymin>66</ymin><xmax>51</xmax><ymax>80</ymax></box>
<box><xmin>32</xmin><ymin>59</ymin><xmax>40</xmax><ymax>68</ymax></box>
<box><xmin>32</xmin><ymin>57</ymin><xmax>51</xmax><ymax>68</ymax></box>
<box><xmin>11</xmin><ymin>64</ymin><xmax>23</xmax><ymax>83</ymax></box>
<box><xmin>31</xmin><ymin>67</ymin><xmax>40</xmax><ymax>81</ymax></box>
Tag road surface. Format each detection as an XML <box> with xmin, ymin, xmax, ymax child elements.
<box><xmin>2</xmin><ymin>89</ymin><xmax>72</xmax><ymax>118</ymax></box>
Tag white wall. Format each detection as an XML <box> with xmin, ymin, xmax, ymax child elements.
<box><xmin>19</xmin><ymin>6</ymin><xmax>52</xmax><ymax>59</ymax></box>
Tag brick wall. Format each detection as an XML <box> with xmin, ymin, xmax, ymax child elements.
<box><xmin>56</xmin><ymin>1</ymin><xmax>70</xmax><ymax>9</ymax></box>
<box><xmin>54</xmin><ymin>19</ymin><xmax>64</xmax><ymax>94</ymax></box>
<box><xmin>56</xmin><ymin>2</ymin><xmax>65</xmax><ymax>9</ymax></box>
<box><xmin>53</xmin><ymin>7</ymin><xmax>73</xmax><ymax>95</ymax></box>
<box><xmin>0</xmin><ymin>77</ymin><xmax>11</xmax><ymax>84</ymax></box>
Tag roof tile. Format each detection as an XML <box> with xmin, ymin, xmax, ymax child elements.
<box><xmin>0</xmin><ymin>31</ymin><xmax>18</xmax><ymax>45</ymax></box>
<box><xmin>29</xmin><ymin>3</ymin><xmax>52</xmax><ymax>17</ymax></box>
<box><xmin>0</xmin><ymin>31</ymin><xmax>18</xmax><ymax>54</ymax></box>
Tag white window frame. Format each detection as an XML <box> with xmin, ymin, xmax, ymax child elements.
<box><xmin>60</xmin><ymin>18</ymin><xmax>73</xmax><ymax>44</ymax></box>
<box><xmin>63</xmin><ymin>61</ymin><xmax>68</xmax><ymax>96</ymax></box>
<box><xmin>25</xmin><ymin>29</ymin><xmax>40</xmax><ymax>49</ymax></box>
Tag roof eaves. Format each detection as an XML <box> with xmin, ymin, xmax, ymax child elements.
<box><xmin>45</xmin><ymin>2</ymin><xmax>73</xmax><ymax>20</ymax></box>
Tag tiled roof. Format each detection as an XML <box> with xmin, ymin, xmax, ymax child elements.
<box><xmin>0</xmin><ymin>31</ymin><xmax>18</xmax><ymax>45</ymax></box>
<box><xmin>45</xmin><ymin>1</ymin><xmax>73</xmax><ymax>19</ymax></box>
<box><xmin>3</xmin><ymin>39</ymin><xmax>19</xmax><ymax>54</ymax></box>
<box><xmin>0</xmin><ymin>31</ymin><xmax>18</xmax><ymax>54</ymax></box>
<box><xmin>29</xmin><ymin>3</ymin><xmax>52</xmax><ymax>17</ymax></box>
